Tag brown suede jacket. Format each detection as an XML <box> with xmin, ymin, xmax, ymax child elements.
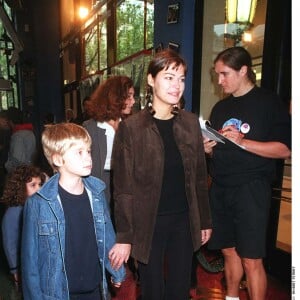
<box><xmin>112</xmin><ymin>108</ymin><xmax>212</xmax><ymax>264</ymax></box>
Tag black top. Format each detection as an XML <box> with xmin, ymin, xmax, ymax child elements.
<box><xmin>59</xmin><ymin>185</ymin><xmax>101</xmax><ymax>294</ymax></box>
<box><xmin>154</xmin><ymin>117</ymin><xmax>188</xmax><ymax>215</ymax></box>
<box><xmin>209</xmin><ymin>86</ymin><xmax>291</xmax><ymax>186</ymax></box>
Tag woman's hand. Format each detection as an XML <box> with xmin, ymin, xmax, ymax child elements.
<box><xmin>201</xmin><ymin>229</ymin><xmax>212</xmax><ymax>245</ymax></box>
<box><xmin>109</xmin><ymin>243</ymin><xmax>131</xmax><ymax>270</ymax></box>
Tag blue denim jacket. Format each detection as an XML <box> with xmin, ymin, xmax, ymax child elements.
<box><xmin>21</xmin><ymin>173</ymin><xmax>126</xmax><ymax>300</ymax></box>
<box><xmin>1</xmin><ymin>206</ymin><xmax>23</xmax><ymax>274</ymax></box>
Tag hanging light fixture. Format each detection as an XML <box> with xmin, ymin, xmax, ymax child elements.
<box><xmin>226</xmin><ymin>0</ymin><xmax>257</xmax><ymax>26</ymax></box>
<box><xmin>225</xmin><ymin>0</ymin><xmax>257</xmax><ymax>46</ymax></box>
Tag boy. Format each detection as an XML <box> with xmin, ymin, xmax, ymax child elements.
<box><xmin>21</xmin><ymin>122</ymin><xmax>125</xmax><ymax>300</ymax></box>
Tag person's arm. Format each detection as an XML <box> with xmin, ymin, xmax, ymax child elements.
<box><xmin>21</xmin><ymin>198</ymin><xmax>43</xmax><ymax>300</ymax></box>
<box><xmin>203</xmin><ymin>137</ymin><xmax>217</xmax><ymax>157</ymax></box>
<box><xmin>110</xmin><ymin>122</ymin><xmax>134</xmax><ymax>266</ymax></box>
<box><xmin>196</xmin><ymin>124</ymin><xmax>213</xmax><ymax>231</ymax></box>
<box><xmin>221</xmin><ymin>125</ymin><xmax>291</xmax><ymax>159</ymax></box>
<box><xmin>1</xmin><ymin>208</ymin><xmax>22</xmax><ymax>280</ymax></box>
<box><xmin>100</xmin><ymin>191</ymin><xmax>127</xmax><ymax>282</ymax></box>
<box><xmin>240</xmin><ymin>139</ymin><xmax>290</xmax><ymax>159</ymax></box>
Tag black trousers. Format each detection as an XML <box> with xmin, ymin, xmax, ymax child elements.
<box><xmin>138</xmin><ymin>212</ymin><xmax>193</xmax><ymax>300</ymax></box>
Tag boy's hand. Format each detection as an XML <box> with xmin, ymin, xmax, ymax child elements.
<box><xmin>109</xmin><ymin>243</ymin><xmax>131</xmax><ymax>270</ymax></box>
<box><xmin>111</xmin><ymin>278</ymin><xmax>122</xmax><ymax>288</ymax></box>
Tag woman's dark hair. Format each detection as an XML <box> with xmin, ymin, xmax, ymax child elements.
<box><xmin>214</xmin><ymin>46</ymin><xmax>256</xmax><ymax>84</ymax></box>
<box><xmin>89</xmin><ymin>75</ymin><xmax>134</xmax><ymax>122</ymax></box>
<box><xmin>147</xmin><ymin>48</ymin><xmax>187</xmax><ymax>79</ymax></box>
<box><xmin>1</xmin><ymin>165</ymin><xmax>46</xmax><ymax>207</ymax></box>
<box><xmin>146</xmin><ymin>49</ymin><xmax>187</xmax><ymax>114</ymax></box>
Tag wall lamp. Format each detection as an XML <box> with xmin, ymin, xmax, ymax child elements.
<box><xmin>78</xmin><ymin>6</ymin><xmax>89</xmax><ymax>20</ymax></box>
<box><xmin>226</xmin><ymin>0</ymin><xmax>257</xmax><ymax>25</ymax></box>
<box><xmin>225</xmin><ymin>0</ymin><xmax>258</xmax><ymax>45</ymax></box>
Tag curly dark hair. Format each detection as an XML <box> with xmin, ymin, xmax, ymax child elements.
<box><xmin>89</xmin><ymin>75</ymin><xmax>134</xmax><ymax>122</ymax></box>
<box><xmin>1</xmin><ymin>165</ymin><xmax>46</xmax><ymax>207</ymax></box>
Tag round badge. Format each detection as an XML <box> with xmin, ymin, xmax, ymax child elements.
<box><xmin>241</xmin><ymin>123</ymin><xmax>250</xmax><ymax>134</ymax></box>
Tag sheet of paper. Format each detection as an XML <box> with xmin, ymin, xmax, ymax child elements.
<box><xmin>199</xmin><ymin>117</ymin><xmax>225</xmax><ymax>143</ymax></box>
<box><xmin>199</xmin><ymin>117</ymin><xmax>246</xmax><ymax>150</ymax></box>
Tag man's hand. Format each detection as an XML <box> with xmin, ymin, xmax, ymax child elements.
<box><xmin>221</xmin><ymin>125</ymin><xmax>244</xmax><ymax>145</ymax></box>
<box><xmin>203</xmin><ymin>137</ymin><xmax>217</xmax><ymax>156</ymax></box>
<box><xmin>109</xmin><ymin>243</ymin><xmax>131</xmax><ymax>270</ymax></box>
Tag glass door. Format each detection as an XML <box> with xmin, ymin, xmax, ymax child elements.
<box><xmin>198</xmin><ymin>0</ymin><xmax>267</xmax><ymax>120</ymax></box>
<box><xmin>195</xmin><ymin>0</ymin><xmax>291</xmax><ymax>284</ymax></box>
<box><xmin>276</xmin><ymin>159</ymin><xmax>291</xmax><ymax>254</ymax></box>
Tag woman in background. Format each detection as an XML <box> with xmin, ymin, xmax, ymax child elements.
<box><xmin>83</xmin><ymin>75</ymin><xmax>135</xmax><ymax>204</ymax></box>
<box><xmin>1</xmin><ymin>165</ymin><xmax>46</xmax><ymax>285</ymax></box>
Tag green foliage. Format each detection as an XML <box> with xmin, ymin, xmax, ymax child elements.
<box><xmin>0</xmin><ymin>6</ymin><xmax>18</xmax><ymax>109</ymax></box>
<box><xmin>116</xmin><ymin>1</ymin><xmax>154</xmax><ymax>61</ymax></box>
<box><xmin>84</xmin><ymin>1</ymin><xmax>153</xmax><ymax>75</ymax></box>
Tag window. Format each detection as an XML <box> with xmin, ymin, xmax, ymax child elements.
<box><xmin>82</xmin><ymin>0</ymin><xmax>153</xmax><ymax>76</ymax></box>
<box><xmin>83</xmin><ymin>4</ymin><xmax>108</xmax><ymax>75</ymax></box>
<box><xmin>0</xmin><ymin>2</ymin><xmax>18</xmax><ymax>109</ymax></box>
<box><xmin>63</xmin><ymin>0</ymin><xmax>154</xmax><ymax>117</ymax></box>
<box><xmin>116</xmin><ymin>0</ymin><xmax>154</xmax><ymax>61</ymax></box>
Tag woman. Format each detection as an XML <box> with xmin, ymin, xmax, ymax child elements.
<box><xmin>1</xmin><ymin>165</ymin><xmax>46</xmax><ymax>285</ymax></box>
<box><xmin>83</xmin><ymin>75</ymin><xmax>135</xmax><ymax>203</ymax></box>
<box><xmin>109</xmin><ymin>49</ymin><xmax>212</xmax><ymax>300</ymax></box>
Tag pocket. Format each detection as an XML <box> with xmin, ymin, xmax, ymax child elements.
<box><xmin>39</xmin><ymin>222</ymin><xmax>58</xmax><ymax>235</ymax></box>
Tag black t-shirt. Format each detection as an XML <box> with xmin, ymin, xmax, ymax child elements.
<box><xmin>59</xmin><ymin>185</ymin><xmax>101</xmax><ymax>294</ymax></box>
<box><xmin>209</xmin><ymin>86</ymin><xmax>291</xmax><ymax>186</ymax></box>
<box><xmin>154</xmin><ymin>117</ymin><xmax>188</xmax><ymax>214</ymax></box>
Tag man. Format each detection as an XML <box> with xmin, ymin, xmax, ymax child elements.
<box><xmin>204</xmin><ymin>46</ymin><xmax>291</xmax><ymax>300</ymax></box>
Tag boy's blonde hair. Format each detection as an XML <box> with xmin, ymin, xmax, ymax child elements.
<box><xmin>42</xmin><ymin>122</ymin><xmax>91</xmax><ymax>172</ymax></box>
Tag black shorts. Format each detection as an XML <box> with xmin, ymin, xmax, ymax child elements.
<box><xmin>208</xmin><ymin>179</ymin><xmax>271</xmax><ymax>258</ymax></box>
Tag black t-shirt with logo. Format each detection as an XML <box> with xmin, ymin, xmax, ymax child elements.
<box><xmin>209</xmin><ymin>86</ymin><xmax>291</xmax><ymax>187</ymax></box>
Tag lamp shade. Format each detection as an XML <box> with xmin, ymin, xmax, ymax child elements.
<box><xmin>226</xmin><ymin>0</ymin><xmax>257</xmax><ymax>24</ymax></box>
